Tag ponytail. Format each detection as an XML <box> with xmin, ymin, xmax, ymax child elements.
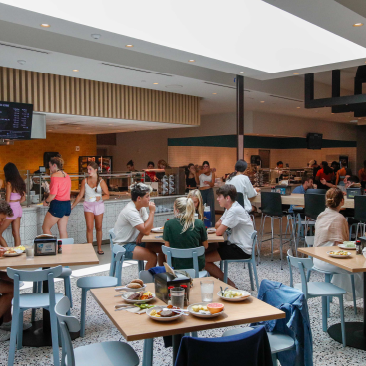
<box><xmin>174</xmin><ymin>197</ymin><xmax>196</xmax><ymax>233</ymax></box>
<box><xmin>227</xmin><ymin>159</ymin><xmax>248</xmax><ymax>182</ymax></box>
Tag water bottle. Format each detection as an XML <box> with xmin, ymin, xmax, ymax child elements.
<box><xmin>204</xmin><ymin>206</ymin><xmax>212</xmax><ymax>228</ymax></box>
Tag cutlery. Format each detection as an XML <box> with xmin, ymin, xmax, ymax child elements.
<box><xmin>162</xmin><ymin>308</ymin><xmax>189</xmax><ymax>315</ymax></box>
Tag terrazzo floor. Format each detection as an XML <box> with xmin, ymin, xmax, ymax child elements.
<box><xmin>0</xmin><ymin>240</ymin><xmax>365</xmax><ymax>366</ymax></box>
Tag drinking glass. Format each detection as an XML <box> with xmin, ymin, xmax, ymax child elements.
<box><xmin>170</xmin><ymin>287</ymin><xmax>185</xmax><ymax>309</ymax></box>
<box><xmin>200</xmin><ymin>280</ymin><xmax>214</xmax><ymax>302</ymax></box>
<box><xmin>25</xmin><ymin>245</ymin><xmax>34</xmax><ymax>259</ymax></box>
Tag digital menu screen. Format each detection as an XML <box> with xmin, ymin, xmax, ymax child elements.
<box><xmin>0</xmin><ymin>101</ymin><xmax>33</xmax><ymax>140</ymax></box>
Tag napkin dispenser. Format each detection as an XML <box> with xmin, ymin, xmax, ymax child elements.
<box><xmin>275</xmin><ymin>185</ymin><xmax>291</xmax><ymax>196</ymax></box>
<box><xmin>154</xmin><ymin>272</ymin><xmax>191</xmax><ymax>304</ymax></box>
<box><xmin>34</xmin><ymin>234</ymin><xmax>57</xmax><ymax>256</ymax></box>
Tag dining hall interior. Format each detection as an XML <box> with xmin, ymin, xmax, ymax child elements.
<box><xmin>1</xmin><ymin>1</ymin><xmax>366</xmax><ymax>365</ymax></box>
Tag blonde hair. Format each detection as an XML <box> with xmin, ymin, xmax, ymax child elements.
<box><xmin>187</xmin><ymin>189</ymin><xmax>204</xmax><ymax>220</ymax></box>
<box><xmin>174</xmin><ymin>197</ymin><xmax>196</xmax><ymax>233</ymax></box>
<box><xmin>325</xmin><ymin>187</ymin><xmax>344</xmax><ymax>209</ymax></box>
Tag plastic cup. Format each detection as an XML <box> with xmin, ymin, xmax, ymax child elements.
<box><xmin>170</xmin><ymin>287</ymin><xmax>185</xmax><ymax>309</ymax></box>
<box><xmin>200</xmin><ymin>280</ymin><xmax>214</xmax><ymax>302</ymax></box>
<box><xmin>25</xmin><ymin>246</ymin><xmax>34</xmax><ymax>259</ymax></box>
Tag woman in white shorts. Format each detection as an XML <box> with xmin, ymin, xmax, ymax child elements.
<box><xmin>72</xmin><ymin>162</ymin><xmax>110</xmax><ymax>254</ymax></box>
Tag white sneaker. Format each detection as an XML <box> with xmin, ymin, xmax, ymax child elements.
<box><xmin>0</xmin><ymin>330</ymin><xmax>10</xmax><ymax>342</ymax></box>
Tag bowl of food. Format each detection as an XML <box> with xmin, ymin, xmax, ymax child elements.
<box><xmin>327</xmin><ymin>250</ymin><xmax>351</xmax><ymax>258</ymax></box>
<box><xmin>147</xmin><ymin>306</ymin><xmax>183</xmax><ymax>322</ymax></box>
<box><xmin>338</xmin><ymin>241</ymin><xmax>356</xmax><ymax>250</ymax></box>
<box><xmin>217</xmin><ymin>289</ymin><xmax>251</xmax><ymax>302</ymax></box>
<box><xmin>121</xmin><ymin>291</ymin><xmax>155</xmax><ymax>304</ymax></box>
<box><xmin>188</xmin><ymin>302</ymin><xmax>224</xmax><ymax>318</ymax></box>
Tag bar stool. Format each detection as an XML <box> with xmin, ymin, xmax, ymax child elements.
<box><xmin>258</xmin><ymin>192</ymin><xmax>294</xmax><ymax>269</ymax></box>
<box><xmin>353</xmin><ymin>196</ymin><xmax>366</xmax><ymax>239</ymax></box>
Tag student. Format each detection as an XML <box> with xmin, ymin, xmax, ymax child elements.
<box><xmin>309</xmin><ymin>159</ymin><xmax>321</xmax><ymax>178</ymax></box>
<box><xmin>289</xmin><ymin>176</ymin><xmax>313</xmax><ymax>213</ymax></box>
<box><xmin>42</xmin><ymin>157</ymin><xmax>72</xmax><ymax>238</ymax></box>
<box><xmin>0</xmin><ymin>163</ymin><xmax>26</xmax><ymax>247</ymax></box>
<box><xmin>315</xmin><ymin>161</ymin><xmax>334</xmax><ymax>190</ymax></box>
<box><xmin>336</xmin><ymin>161</ymin><xmax>347</xmax><ymax>186</ymax></box>
<box><xmin>197</xmin><ymin>161</ymin><xmax>216</xmax><ymax>226</ymax></box>
<box><xmin>145</xmin><ymin>161</ymin><xmax>156</xmax><ymax>182</ymax></box>
<box><xmin>72</xmin><ymin>162</ymin><xmax>110</xmax><ymax>254</ymax></box>
<box><xmin>126</xmin><ymin>160</ymin><xmax>137</xmax><ymax>172</ymax></box>
<box><xmin>187</xmin><ymin>189</ymin><xmax>204</xmax><ymax>220</ymax></box>
<box><xmin>358</xmin><ymin>160</ymin><xmax>366</xmax><ymax>189</ymax></box>
<box><xmin>186</xmin><ymin>163</ymin><xmax>198</xmax><ymax>191</ymax></box>
<box><xmin>113</xmin><ymin>183</ymin><xmax>163</xmax><ymax>269</ymax></box>
<box><xmin>205</xmin><ymin>184</ymin><xmax>255</xmax><ymax>288</ymax></box>
<box><xmin>226</xmin><ymin>159</ymin><xmax>259</xmax><ymax>213</ymax></box>
<box><xmin>163</xmin><ymin>197</ymin><xmax>208</xmax><ymax>271</ymax></box>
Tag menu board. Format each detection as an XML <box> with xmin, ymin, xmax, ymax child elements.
<box><xmin>0</xmin><ymin>101</ymin><xmax>33</xmax><ymax>140</ymax></box>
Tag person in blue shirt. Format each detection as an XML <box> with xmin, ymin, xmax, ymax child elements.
<box><xmin>289</xmin><ymin>176</ymin><xmax>313</xmax><ymax>213</ymax></box>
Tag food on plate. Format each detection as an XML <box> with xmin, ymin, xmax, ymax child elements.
<box><xmin>17</xmin><ymin>246</ymin><xmax>25</xmax><ymax>251</ymax></box>
<box><xmin>134</xmin><ymin>303</ymin><xmax>154</xmax><ymax>310</ymax></box>
<box><xmin>160</xmin><ymin>310</ymin><xmax>175</xmax><ymax>317</ymax></box>
<box><xmin>207</xmin><ymin>303</ymin><xmax>224</xmax><ymax>314</ymax></box>
<box><xmin>192</xmin><ymin>305</ymin><xmax>208</xmax><ymax>312</ymax></box>
<box><xmin>5</xmin><ymin>248</ymin><xmax>17</xmax><ymax>254</ymax></box>
<box><xmin>128</xmin><ymin>293</ymin><xmax>141</xmax><ymax>300</ymax></box>
<box><xmin>343</xmin><ymin>241</ymin><xmax>356</xmax><ymax>248</ymax></box>
<box><xmin>127</xmin><ymin>283</ymin><xmax>143</xmax><ymax>289</ymax></box>
<box><xmin>130</xmin><ymin>279</ymin><xmax>144</xmax><ymax>286</ymax></box>
<box><xmin>150</xmin><ymin>306</ymin><xmax>180</xmax><ymax>318</ymax></box>
<box><xmin>329</xmin><ymin>250</ymin><xmax>349</xmax><ymax>256</ymax></box>
<box><xmin>127</xmin><ymin>292</ymin><xmax>153</xmax><ymax>301</ymax></box>
<box><xmin>221</xmin><ymin>290</ymin><xmax>247</xmax><ymax>298</ymax></box>
<box><xmin>149</xmin><ymin>309</ymin><xmax>161</xmax><ymax>318</ymax></box>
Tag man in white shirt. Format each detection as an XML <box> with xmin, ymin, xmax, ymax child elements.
<box><xmin>113</xmin><ymin>183</ymin><xmax>163</xmax><ymax>269</ymax></box>
<box><xmin>205</xmin><ymin>184</ymin><xmax>255</xmax><ymax>288</ymax></box>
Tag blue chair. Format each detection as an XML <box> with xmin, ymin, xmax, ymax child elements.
<box><xmin>55</xmin><ymin>296</ymin><xmax>139</xmax><ymax>366</ymax></box>
<box><xmin>76</xmin><ymin>244</ymin><xmax>125</xmax><ymax>337</ymax></box>
<box><xmin>109</xmin><ymin>228</ymin><xmax>145</xmax><ymax>276</ymax></box>
<box><xmin>287</xmin><ymin>249</ymin><xmax>347</xmax><ymax>347</ymax></box>
<box><xmin>161</xmin><ymin>245</ymin><xmax>207</xmax><ymax>278</ymax></box>
<box><xmin>219</xmin><ymin>231</ymin><xmax>259</xmax><ymax>291</ymax></box>
<box><xmin>7</xmin><ymin>265</ymin><xmax>63</xmax><ymax>366</ymax></box>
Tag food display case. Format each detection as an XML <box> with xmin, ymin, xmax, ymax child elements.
<box><xmin>144</xmin><ymin>167</ymin><xmax>186</xmax><ymax>196</ymax></box>
<box><xmin>79</xmin><ymin>156</ymin><xmax>113</xmax><ymax>174</ymax></box>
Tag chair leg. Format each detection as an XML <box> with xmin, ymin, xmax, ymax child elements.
<box><xmin>321</xmin><ymin>296</ymin><xmax>328</xmax><ymax>332</ymax></box>
<box><xmin>325</xmin><ymin>274</ymin><xmax>331</xmax><ymax>318</ymax></box>
<box><xmin>223</xmin><ymin>261</ymin><xmax>229</xmax><ymax>284</ymax></box>
<box><xmin>31</xmin><ymin>282</ymin><xmax>37</xmax><ymax>322</ymax></box>
<box><xmin>279</xmin><ymin>217</ymin><xmax>283</xmax><ymax>270</ymax></box>
<box><xmin>248</xmin><ymin>263</ymin><xmax>254</xmax><ymax>291</ymax></box>
<box><xmin>251</xmin><ymin>261</ymin><xmax>260</xmax><ymax>292</ymax></box>
<box><xmin>338</xmin><ymin>295</ymin><xmax>346</xmax><ymax>347</ymax></box>
<box><xmin>138</xmin><ymin>260</ymin><xmax>145</xmax><ymax>273</ymax></box>
<box><xmin>272</xmin><ymin>353</ymin><xmax>277</xmax><ymax>366</ymax></box>
<box><xmin>219</xmin><ymin>261</ymin><xmax>223</xmax><ymax>271</ymax></box>
<box><xmin>49</xmin><ymin>308</ymin><xmax>60</xmax><ymax>366</ymax></box>
<box><xmin>191</xmin><ymin>331</ymin><xmax>198</xmax><ymax>337</ymax></box>
<box><xmin>109</xmin><ymin>250</ymin><xmax>115</xmax><ymax>277</ymax></box>
<box><xmin>8</xmin><ymin>306</ymin><xmax>20</xmax><ymax>366</ymax></box>
<box><xmin>258</xmin><ymin>214</ymin><xmax>265</xmax><ymax>265</ymax></box>
<box><xmin>142</xmin><ymin>338</ymin><xmax>154</xmax><ymax>366</ymax></box>
<box><xmin>351</xmin><ymin>274</ymin><xmax>357</xmax><ymax>315</ymax></box>
<box><xmin>16</xmin><ymin>310</ymin><xmax>23</xmax><ymax>350</ymax></box>
<box><xmin>270</xmin><ymin>217</ymin><xmax>274</xmax><ymax>261</ymax></box>
<box><xmin>64</xmin><ymin>277</ymin><xmax>72</xmax><ymax>313</ymax></box>
<box><xmin>80</xmin><ymin>289</ymin><xmax>88</xmax><ymax>338</ymax></box>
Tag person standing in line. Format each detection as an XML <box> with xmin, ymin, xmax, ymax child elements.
<box><xmin>0</xmin><ymin>163</ymin><xmax>26</xmax><ymax>247</ymax></box>
<box><xmin>42</xmin><ymin>157</ymin><xmax>71</xmax><ymax>238</ymax></box>
<box><xmin>187</xmin><ymin>189</ymin><xmax>204</xmax><ymax>220</ymax></box>
<box><xmin>309</xmin><ymin>160</ymin><xmax>321</xmax><ymax>178</ymax></box>
<box><xmin>197</xmin><ymin>161</ymin><xmax>216</xmax><ymax>226</ymax></box>
<box><xmin>358</xmin><ymin>160</ymin><xmax>366</xmax><ymax>189</ymax></box>
<box><xmin>185</xmin><ymin>163</ymin><xmax>198</xmax><ymax>192</ymax></box>
<box><xmin>336</xmin><ymin>161</ymin><xmax>348</xmax><ymax>186</ymax></box>
<box><xmin>72</xmin><ymin>162</ymin><xmax>110</xmax><ymax>254</ymax></box>
<box><xmin>315</xmin><ymin>161</ymin><xmax>334</xmax><ymax>190</ymax></box>
<box><xmin>126</xmin><ymin>160</ymin><xmax>138</xmax><ymax>172</ymax></box>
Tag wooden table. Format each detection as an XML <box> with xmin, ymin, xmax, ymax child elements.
<box><xmin>91</xmin><ymin>278</ymin><xmax>284</xmax><ymax>365</ymax></box>
<box><xmin>298</xmin><ymin>246</ymin><xmax>366</xmax><ymax>350</ymax></box>
<box><xmin>250</xmin><ymin>193</ymin><xmax>355</xmax><ymax>209</ymax></box>
<box><xmin>1</xmin><ymin>244</ymin><xmax>99</xmax><ymax>347</ymax></box>
<box><xmin>143</xmin><ymin>233</ymin><xmax>225</xmax><ymax>243</ymax></box>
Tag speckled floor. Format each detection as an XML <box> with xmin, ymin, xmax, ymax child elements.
<box><xmin>0</xmin><ymin>240</ymin><xmax>365</xmax><ymax>366</ymax></box>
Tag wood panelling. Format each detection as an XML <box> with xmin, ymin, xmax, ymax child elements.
<box><xmin>0</xmin><ymin>67</ymin><xmax>200</xmax><ymax>126</ymax></box>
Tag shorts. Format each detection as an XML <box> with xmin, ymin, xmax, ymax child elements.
<box><xmin>123</xmin><ymin>242</ymin><xmax>146</xmax><ymax>260</ymax></box>
<box><xmin>83</xmin><ymin>201</ymin><xmax>105</xmax><ymax>216</ymax></box>
<box><xmin>217</xmin><ymin>241</ymin><xmax>251</xmax><ymax>260</ymax></box>
<box><xmin>49</xmin><ymin>200</ymin><xmax>71</xmax><ymax>219</ymax></box>
<box><xmin>7</xmin><ymin>202</ymin><xmax>22</xmax><ymax>220</ymax></box>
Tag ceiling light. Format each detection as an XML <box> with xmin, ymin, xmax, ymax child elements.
<box><xmin>40</xmin><ymin>24</ymin><xmax>50</xmax><ymax>28</ymax></box>
<box><xmin>73</xmin><ymin>70</ymin><xmax>79</xmax><ymax>72</ymax></box>
<box><xmin>296</xmin><ymin>107</ymin><xmax>301</xmax><ymax>109</ymax></box>
<box><xmin>125</xmin><ymin>45</ymin><xmax>134</xmax><ymax>48</ymax></box>
<box><xmin>108</xmin><ymin>124</ymin><xmax>113</xmax><ymax>126</ymax></box>
<box><xmin>91</xmin><ymin>34</ymin><xmax>101</xmax><ymax>40</ymax></box>
<box><xmin>59</xmin><ymin>120</ymin><xmax>64</xmax><ymax>122</ymax></box>
<box><xmin>293</xmin><ymin>73</ymin><xmax>299</xmax><ymax>75</ymax></box>
<box><xmin>153</xmin><ymin>82</ymin><xmax>159</xmax><ymax>85</ymax></box>
<box><xmin>260</xmin><ymin>101</ymin><xmax>265</xmax><ymax>103</ymax></box>
<box><xmin>353</xmin><ymin>23</ymin><xmax>364</xmax><ymax>27</ymax></box>
<box><xmin>212</xmin><ymin>93</ymin><xmax>217</xmax><ymax>95</ymax></box>
<box><xmin>188</xmin><ymin>60</ymin><xmax>195</xmax><ymax>62</ymax></box>
<box><xmin>17</xmin><ymin>60</ymin><xmax>26</xmax><ymax>65</ymax></box>
<box><xmin>240</xmin><ymin>72</ymin><xmax>244</xmax><ymax>74</ymax></box>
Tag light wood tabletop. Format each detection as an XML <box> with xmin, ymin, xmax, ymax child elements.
<box><xmin>298</xmin><ymin>246</ymin><xmax>366</xmax><ymax>273</ymax></box>
<box><xmin>143</xmin><ymin>232</ymin><xmax>225</xmax><ymax>243</ymax></box>
<box><xmin>250</xmin><ymin>193</ymin><xmax>354</xmax><ymax>209</ymax></box>
<box><xmin>91</xmin><ymin>278</ymin><xmax>284</xmax><ymax>341</ymax></box>
<box><xmin>0</xmin><ymin>243</ymin><xmax>99</xmax><ymax>270</ymax></box>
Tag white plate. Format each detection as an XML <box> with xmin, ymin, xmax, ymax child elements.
<box><xmin>207</xmin><ymin>228</ymin><xmax>216</xmax><ymax>234</ymax></box>
<box><xmin>151</xmin><ymin>227</ymin><xmax>164</xmax><ymax>233</ymax></box>
<box><xmin>117</xmin><ymin>285</ymin><xmax>146</xmax><ymax>293</ymax></box>
<box><xmin>121</xmin><ymin>292</ymin><xmax>155</xmax><ymax>304</ymax></box>
<box><xmin>147</xmin><ymin>306</ymin><xmax>183</xmax><ymax>322</ymax></box>
<box><xmin>188</xmin><ymin>302</ymin><xmax>224</xmax><ymax>318</ymax></box>
<box><xmin>217</xmin><ymin>290</ymin><xmax>251</xmax><ymax>302</ymax></box>
<box><xmin>4</xmin><ymin>250</ymin><xmax>23</xmax><ymax>257</ymax></box>
<box><xmin>327</xmin><ymin>251</ymin><xmax>352</xmax><ymax>258</ymax></box>
<box><xmin>338</xmin><ymin>244</ymin><xmax>356</xmax><ymax>250</ymax></box>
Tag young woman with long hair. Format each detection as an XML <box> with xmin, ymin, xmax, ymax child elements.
<box><xmin>0</xmin><ymin>163</ymin><xmax>26</xmax><ymax>247</ymax></box>
<box><xmin>163</xmin><ymin>197</ymin><xmax>208</xmax><ymax>270</ymax></box>
<box><xmin>186</xmin><ymin>163</ymin><xmax>198</xmax><ymax>191</ymax></box>
<box><xmin>42</xmin><ymin>156</ymin><xmax>72</xmax><ymax>238</ymax></box>
<box><xmin>187</xmin><ymin>189</ymin><xmax>204</xmax><ymax>220</ymax></box>
<box><xmin>315</xmin><ymin>161</ymin><xmax>334</xmax><ymax>190</ymax></box>
<box><xmin>72</xmin><ymin>162</ymin><xmax>110</xmax><ymax>254</ymax></box>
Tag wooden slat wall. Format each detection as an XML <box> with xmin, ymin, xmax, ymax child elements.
<box><xmin>0</xmin><ymin>67</ymin><xmax>200</xmax><ymax>126</ymax></box>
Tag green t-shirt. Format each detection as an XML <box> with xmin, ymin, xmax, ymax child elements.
<box><xmin>163</xmin><ymin>218</ymin><xmax>207</xmax><ymax>271</ymax></box>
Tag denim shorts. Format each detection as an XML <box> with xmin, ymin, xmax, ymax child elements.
<box><xmin>49</xmin><ymin>200</ymin><xmax>71</xmax><ymax>219</ymax></box>
<box><xmin>123</xmin><ymin>242</ymin><xmax>146</xmax><ymax>260</ymax></box>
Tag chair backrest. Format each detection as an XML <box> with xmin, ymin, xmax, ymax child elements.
<box><xmin>236</xmin><ymin>192</ymin><xmax>245</xmax><ymax>208</ymax></box>
<box><xmin>162</xmin><ymin>245</ymin><xmax>205</xmax><ymax>278</ymax></box>
<box><xmin>306</xmin><ymin>189</ymin><xmax>327</xmax><ymax>195</ymax></box>
<box><xmin>304</xmin><ymin>193</ymin><xmax>325</xmax><ymax>220</ymax></box>
<box><xmin>286</xmin><ymin>249</ymin><xmax>313</xmax><ymax>296</ymax></box>
<box><xmin>60</xmin><ymin>238</ymin><xmax>74</xmax><ymax>245</ymax></box>
<box><xmin>111</xmin><ymin>244</ymin><xmax>126</xmax><ymax>286</ymax></box>
<box><xmin>354</xmin><ymin>195</ymin><xmax>366</xmax><ymax>222</ymax></box>
<box><xmin>55</xmin><ymin>296</ymin><xmax>80</xmax><ymax>366</ymax></box>
<box><xmin>109</xmin><ymin>228</ymin><xmax>116</xmax><ymax>247</ymax></box>
<box><xmin>260</xmin><ymin>192</ymin><xmax>283</xmax><ymax>217</ymax></box>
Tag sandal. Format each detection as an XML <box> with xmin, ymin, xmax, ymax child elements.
<box><xmin>97</xmin><ymin>250</ymin><xmax>104</xmax><ymax>255</ymax></box>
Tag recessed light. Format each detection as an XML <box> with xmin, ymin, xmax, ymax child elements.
<box><xmin>212</xmin><ymin>93</ymin><xmax>217</xmax><ymax>95</ymax></box>
<box><xmin>108</xmin><ymin>124</ymin><xmax>113</xmax><ymax>126</ymax></box>
<box><xmin>47</xmin><ymin>130</ymin><xmax>53</xmax><ymax>132</ymax></box>
<box><xmin>91</xmin><ymin>34</ymin><xmax>101</xmax><ymax>40</ymax></box>
<box><xmin>188</xmin><ymin>60</ymin><xmax>195</xmax><ymax>62</ymax></box>
<box><xmin>240</xmin><ymin>72</ymin><xmax>244</xmax><ymax>74</ymax></box>
<box><xmin>296</xmin><ymin>107</ymin><xmax>301</xmax><ymax>109</ymax></box>
<box><xmin>125</xmin><ymin>45</ymin><xmax>134</xmax><ymax>48</ymax></box>
<box><xmin>153</xmin><ymin>83</ymin><xmax>159</xmax><ymax>85</ymax></box>
<box><xmin>260</xmin><ymin>101</ymin><xmax>265</xmax><ymax>103</ymax></box>
<box><xmin>293</xmin><ymin>72</ymin><xmax>299</xmax><ymax>75</ymax></box>
<box><xmin>40</xmin><ymin>24</ymin><xmax>50</xmax><ymax>28</ymax></box>
<box><xmin>73</xmin><ymin>70</ymin><xmax>79</xmax><ymax>72</ymax></box>
<box><xmin>353</xmin><ymin>23</ymin><xmax>364</xmax><ymax>27</ymax></box>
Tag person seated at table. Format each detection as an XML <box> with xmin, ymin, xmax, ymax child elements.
<box><xmin>205</xmin><ymin>184</ymin><xmax>255</xmax><ymax>288</ymax></box>
<box><xmin>226</xmin><ymin>159</ymin><xmax>260</xmax><ymax>213</ymax></box>
<box><xmin>113</xmin><ymin>183</ymin><xmax>163</xmax><ymax>269</ymax></box>
<box><xmin>321</xmin><ymin>174</ymin><xmax>359</xmax><ymax>192</ymax></box>
<box><xmin>163</xmin><ymin>197</ymin><xmax>208</xmax><ymax>271</ymax></box>
<box><xmin>289</xmin><ymin>176</ymin><xmax>314</xmax><ymax>213</ymax></box>
<box><xmin>313</xmin><ymin>187</ymin><xmax>363</xmax><ymax>299</ymax></box>
<box><xmin>187</xmin><ymin>189</ymin><xmax>204</xmax><ymax>220</ymax></box>
<box><xmin>315</xmin><ymin>161</ymin><xmax>334</xmax><ymax>190</ymax></box>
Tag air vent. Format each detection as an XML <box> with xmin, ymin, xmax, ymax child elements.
<box><xmin>155</xmin><ymin>73</ymin><xmax>173</xmax><ymax>77</ymax></box>
<box><xmin>101</xmin><ymin>63</ymin><xmax>152</xmax><ymax>74</ymax></box>
<box><xmin>0</xmin><ymin>43</ymin><xmax>49</xmax><ymax>54</ymax></box>
<box><xmin>269</xmin><ymin>94</ymin><xmax>303</xmax><ymax>102</ymax></box>
<box><xmin>204</xmin><ymin>81</ymin><xmax>236</xmax><ymax>90</ymax></box>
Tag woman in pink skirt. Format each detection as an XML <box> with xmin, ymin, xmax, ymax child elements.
<box><xmin>72</xmin><ymin>162</ymin><xmax>109</xmax><ymax>254</ymax></box>
<box><xmin>0</xmin><ymin>163</ymin><xmax>26</xmax><ymax>247</ymax></box>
